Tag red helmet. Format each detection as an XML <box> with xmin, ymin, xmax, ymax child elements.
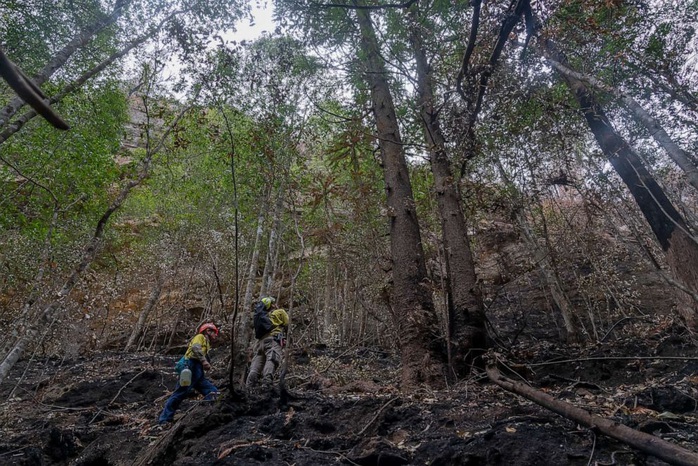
<box><xmin>198</xmin><ymin>323</ymin><xmax>219</xmax><ymax>336</ymax></box>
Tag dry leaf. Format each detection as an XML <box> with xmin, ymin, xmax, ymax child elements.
<box><xmin>284</xmin><ymin>406</ymin><xmax>295</xmax><ymax>426</ymax></box>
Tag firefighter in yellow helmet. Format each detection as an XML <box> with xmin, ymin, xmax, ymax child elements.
<box><xmin>246</xmin><ymin>297</ymin><xmax>289</xmax><ymax>391</ymax></box>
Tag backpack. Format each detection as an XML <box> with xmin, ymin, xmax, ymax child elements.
<box><xmin>174</xmin><ymin>356</ymin><xmax>188</xmax><ymax>374</ymax></box>
<box><xmin>253</xmin><ymin>301</ymin><xmax>274</xmax><ymax>339</ymax></box>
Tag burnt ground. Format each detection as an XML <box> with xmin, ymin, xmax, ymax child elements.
<box><xmin>1</xmin><ymin>317</ymin><xmax>698</xmax><ymax>466</ymax></box>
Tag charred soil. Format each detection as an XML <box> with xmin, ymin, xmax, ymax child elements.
<box><xmin>1</xmin><ymin>320</ymin><xmax>697</xmax><ymax>466</ymax></box>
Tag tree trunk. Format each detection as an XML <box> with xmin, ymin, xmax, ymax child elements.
<box><xmin>1</xmin><ymin>168</ymin><xmax>147</xmax><ymax>384</ymax></box>
<box><xmin>546</xmin><ymin>42</ymin><xmax>698</xmax><ymax>329</ymax></box>
<box><xmin>0</xmin><ymin>0</ymin><xmax>131</xmax><ymax>128</ymax></box>
<box><xmin>124</xmin><ymin>274</ymin><xmax>163</xmax><ymax>352</ymax></box>
<box><xmin>456</xmin><ymin>0</ymin><xmax>529</xmax><ymax>176</ymax></box>
<box><xmin>259</xmin><ymin>182</ymin><xmax>285</xmax><ymax>297</ymax></box>
<box><xmin>545</xmin><ymin>59</ymin><xmax>698</xmax><ymax>192</ymax></box>
<box><xmin>355</xmin><ymin>5</ymin><xmax>446</xmax><ymax>388</ymax></box>
<box><xmin>322</xmin><ymin>261</ymin><xmax>334</xmax><ymax>343</ymax></box>
<box><xmin>239</xmin><ymin>199</ymin><xmax>268</xmax><ymax>348</ymax></box>
<box><xmin>409</xmin><ymin>13</ymin><xmax>486</xmax><ymax>379</ymax></box>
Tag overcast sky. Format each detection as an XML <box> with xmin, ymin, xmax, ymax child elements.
<box><xmin>231</xmin><ymin>3</ymin><xmax>276</xmax><ymax>41</ymax></box>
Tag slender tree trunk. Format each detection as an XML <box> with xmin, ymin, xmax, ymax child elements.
<box><xmin>259</xmin><ymin>182</ymin><xmax>285</xmax><ymax>297</ymax></box>
<box><xmin>355</xmin><ymin>5</ymin><xmax>446</xmax><ymax>388</ymax></box>
<box><xmin>408</xmin><ymin>12</ymin><xmax>486</xmax><ymax>378</ymax></box>
<box><xmin>1</xmin><ymin>165</ymin><xmax>148</xmax><ymax>383</ymax></box>
<box><xmin>124</xmin><ymin>274</ymin><xmax>163</xmax><ymax>352</ymax></box>
<box><xmin>0</xmin><ymin>0</ymin><xmax>131</xmax><ymax>128</ymax></box>
<box><xmin>635</xmin><ymin>60</ymin><xmax>698</xmax><ymax>114</ymax></box>
<box><xmin>544</xmin><ymin>41</ymin><xmax>698</xmax><ymax>328</ymax></box>
<box><xmin>545</xmin><ymin>59</ymin><xmax>698</xmax><ymax>191</ymax></box>
<box><xmin>322</xmin><ymin>261</ymin><xmax>333</xmax><ymax>343</ymax></box>
<box><xmin>1</xmin><ymin>207</ymin><xmax>60</xmax><ymax>358</ymax></box>
<box><xmin>342</xmin><ymin>268</ymin><xmax>350</xmax><ymax>345</ymax></box>
<box><xmin>240</xmin><ymin>199</ymin><xmax>268</xmax><ymax>348</ymax></box>
<box><xmin>322</xmin><ymin>184</ymin><xmax>337</xmax><ymax>343</ymax></box>
<box><xmin>456</xmin><ymin>0</ymin><xmax>529</xmax><ymax>176</ymax></box>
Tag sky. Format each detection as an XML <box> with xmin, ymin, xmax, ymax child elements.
<box><xmin>230</xmin><ymin>3</ymin><xmax>276</xmax><ymax>42</ymax></box>
<box><xmin>156</xmin><ymin>4</ymin><xmax>276</xmax><ymax>96</ymax></box>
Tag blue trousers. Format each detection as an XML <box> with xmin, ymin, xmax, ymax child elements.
<box><xmin>158</xmin><ymin>360</ymin><xmax>218</xmax><ymax>423</ymax></box>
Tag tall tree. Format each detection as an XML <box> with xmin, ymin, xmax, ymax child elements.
<box><xmin>406</xmin><ymin>5</ymin><xmax>485</xmax><ymax>377</ymax></box>
<box><xmin>544</xmin><ymin>59</ymin><xmax>698</xmax><ymax>192</ymax></box>
<box><xmin>355</xmin><ymin>4</ymin><xmax>446</xmax><ymax>388</ymax></box>
<box><xmin>535</xmin><ymin>30</ymin><xmax>698</xmax><ymax>328</ymax></box>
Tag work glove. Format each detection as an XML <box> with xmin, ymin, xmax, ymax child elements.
<box><xmin>202</xmin><ymin>360</ymin><xmax>212</xmax><ymax>371</ymax></box>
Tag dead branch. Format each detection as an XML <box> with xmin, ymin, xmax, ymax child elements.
<box><xmin>485</xmin><ymin>355</ymin><xmax>698</xmax><ymax>466</ymax></box>
<box><xmin>133</xmin><ymin>419</ymin><xmax>187</xmax><ymax>466</ymax></box>
<box><xmin>354</xmin><ymin>396</ymin><xmax>399</xmax><ymax>437</ymax></box>
<box><xmin>528</xmin><ymin>356</ymin><xmax>698</xmax><ymax>367</ymax></box>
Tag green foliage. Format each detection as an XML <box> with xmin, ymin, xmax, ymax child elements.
<box><xmin>298</xmin><ymin>103</ymin><xmax>385</xmax><ymax>244</ymax></box>
<box><xmin>0</xmin><ymin>81</ymin><xmax>127</xmax><ymax>287</ymax></box>
<box><xmin>0</xmin><ymin>0</ymin><xmax>108</xmax><ymax>72</ymax></box>
<box><xmin>0</xmin><ymin>0</ymin><xmax>694</xmax><ymax>354</ymax></box>
<box><xmin>0</xmin><ymin>82</ymin><xmax>127</xmax><ymax>231</ymax></box>
<box><xmin>126</xmin><ymin>107</ymin><xmax>243</xmax><ymax>228</ymax></box>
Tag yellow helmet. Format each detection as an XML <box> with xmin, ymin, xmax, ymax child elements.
<box><xmin>261</xmin><ymin>297</ymin><xmax>275</xmax><ymax>309</ymax></box>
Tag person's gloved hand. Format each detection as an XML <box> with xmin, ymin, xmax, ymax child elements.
<box><xmin>202</xmin><ymin>360</ymin><xmax>211</xmax><ymax>371</ymax></box>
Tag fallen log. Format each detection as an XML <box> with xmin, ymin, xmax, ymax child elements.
<box><xmin>485</xmin><ymin>359</ymin><xmax>698</xmax><ymax>466</ymax></box>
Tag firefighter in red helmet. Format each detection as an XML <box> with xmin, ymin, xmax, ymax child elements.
<box><xmin>158</xmin><ymin>322</ymin><xmax>220</xmax><ymax>424</ymax></box>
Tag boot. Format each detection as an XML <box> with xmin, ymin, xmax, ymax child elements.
<box><xmin>261</xmin><ymin>376</ymin><xmax>273</xmax><ymax>392</ymax></box>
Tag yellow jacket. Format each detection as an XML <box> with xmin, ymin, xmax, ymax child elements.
<box><xmin>269</xmin><ymin>308</ymin><xmax>289</xmax><ymax>336</ymax></box>
<box><xmin>184</xmin><ymin>333</ymin><xmax>210</xmax><ymax>361</ymax></box>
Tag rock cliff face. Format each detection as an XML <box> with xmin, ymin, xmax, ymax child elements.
<box><xmin>472</xmin><ymin>217</ymin><xmax>677</xmax><ymax>343</ymax></box>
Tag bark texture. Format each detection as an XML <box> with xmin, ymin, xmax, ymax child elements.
<box><xmin>409</xmin><ymin>13</ymin><xmax>486</xmax><ymax>378</ymax></box>
<box><xmin>356</xmin><ymin>5</ymin><xmax>446</xmax><ymax>388</ymax></box>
